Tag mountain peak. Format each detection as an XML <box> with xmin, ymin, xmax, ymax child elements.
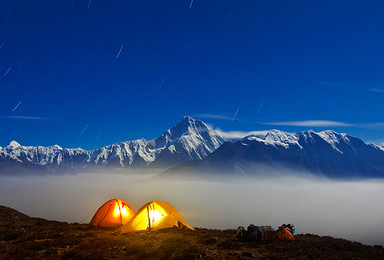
<box><xmin>177</xmin><ymin>116</ymin><xmax>196</xmax><ymax>126</ymax></box>
<box><xmin>51</xmin><ymin>144</ymin><xmax>63</xmax><ymax>150</ymax></box>
<box><xmin>182</xmin><ymin>115</ymin><xmax>194</xmax><ymax>121</ymax></box>
<box><xmin>319</xmin><ymin>130</ymin><xmax>344</xmax><ymax>138</ymax></box>
<box><xmin>299</xmin><ymin>130</ymin><xmax>315</xmax><ymax>135</ymax></box>
<box><xmin>169</xmin><ymin>116</ymin><xmax>207</xmax><ymax>135</ymax></box>
<box><xmin>7</xmin><ymin>140</ymin><xmax>21</xmax><ymax>149</ymax></box>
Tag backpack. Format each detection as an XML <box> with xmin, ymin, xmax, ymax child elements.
<box><xmin>247</xmin><ymin>224</ymin><xmax>261</xmax><ymax>242</ymax></box>
<box><xmin>278</xmin><ymin>223</ymin><xmax>295</xmax><ymax>235</ymax></box>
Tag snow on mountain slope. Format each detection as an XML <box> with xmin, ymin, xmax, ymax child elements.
<box><xmin>375</xmin><ymin>142</ymin><xmax>384</xmax><ymax>152</ymax></box>
<box><xmin>165</xmin><ymin>128</ymin><xmax>384</xmax><ymax>178</ymax></box>
<box><xmin>240</xmin><ymin>129</ymin><xmax>356</xmax><ymax>153</ymax></box>
<box><xmin>3</xmin><ymin>116</ymin><xmax>384</xmax><ymax>177</ymax></box>
<box><xmin>244</xmin><ymin>129</ymin><xmax>302</xmax><ymax>149</ymax></box>
<box><xmin>87</xmin><ymin>116</ymin><xmax>224</xmax><ymax>168</ymax></box>
<box><xmin>0</xmin><ymin>116</ymin><xmax>224</xmax><ymax>172</ymax></box>
<box><xmin>90</xmin><ymin>139</ymin><xmax>150</xmax><ymax>167</ymax></box>
<box><xmin>4</xmin><ymin>141</ymin><xmax>69</xmax><ymax>165</ymax></box>
<box><xmin>150</xmin><ymin>116</ymin><xmax>224</xmax><ymax>167</ymax></box>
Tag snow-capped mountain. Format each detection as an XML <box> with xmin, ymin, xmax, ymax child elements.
<box><xmin>0</xmin><ymin>116</ymin><xmax>224</xmax><ymax>174</ymax></box>
<box><xmin>87</xmin><ymin>116</ymin><xmax>224</xmax><ymax>168</ymax></box>
<box><xmin>165</xmin><ymin>129</ymin><xmax>384</xmax><ymax>178</ymax></box>
<box><xmin>2</xmin><ymin>117</ymin><xmax>384</xmax><ymax>178</ymax></box>
<box><xmin>2</xmin><ymin>141</ymin><xmax>88</xmax><ymax>166</ymax></box>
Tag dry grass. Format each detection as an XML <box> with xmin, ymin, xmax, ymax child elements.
<box><xmin>1</xmin><ymin>205</ymin><xmax>384</xmax><ymax>259</ymax></box>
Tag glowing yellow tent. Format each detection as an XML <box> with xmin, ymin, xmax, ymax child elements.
<box><xmin>89</xmin><ymin>199</ymin><xmax>135</xmax><ymax>228</ymax></box>
<box><xmin>117</xmin><ymin>200</ymin><xmax>194</xmax><ymax>233</ymax></box>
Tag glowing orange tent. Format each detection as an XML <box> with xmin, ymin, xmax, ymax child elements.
<box><xmin>117</xmin><ymin>200</ymin><xmax>194</xmax><ymax>233</ymax></box>
<box><xmin>276</xmin><ymin>229</ymin><xmax>295</xmax><ymax>241</ymax></box>
<box><xmin>89</xmin><ymin>199</ymin><xmax>135</xmax><ymax>228</ymax></box>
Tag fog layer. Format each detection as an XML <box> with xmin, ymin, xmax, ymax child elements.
<box><xmin>0</xmin><ymin>172</ymin><xmax>383</xmax><ymax>246</ymax></box>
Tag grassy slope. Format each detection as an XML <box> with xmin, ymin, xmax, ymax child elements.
<box><xmin>1</xmin><ymin>205</ymin><xmax>383</xmax><ymax>259</ymax></box>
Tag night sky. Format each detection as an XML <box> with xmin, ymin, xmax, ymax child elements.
<box><xmin>2</xmin><ymin>0</ymin><xmax>384</xmax><ymax>150</ymax></box>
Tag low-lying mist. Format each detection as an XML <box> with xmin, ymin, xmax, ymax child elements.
<box><xmin>0</xmin><ymin>170</ymin><xmax>383</xmax><ymax>246</ymax></box>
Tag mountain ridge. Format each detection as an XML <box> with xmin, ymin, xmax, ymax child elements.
<box><xmin>2</xmin><ymin>116</ymin><xmax>384</xmax><ymax>178</ymax></box>
<box><xmin>164</xmin><ymin>128</ymin><xmax>384</xmax><ymax>178</ymax></box>
<box><xmin>0</xmin><ymin>116</ymin><xmax>224</xmax><ymax>173</ymax></box>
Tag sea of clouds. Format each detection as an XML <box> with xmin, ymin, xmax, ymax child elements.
<box><xmin>0</xmin><ymin>170</ymin><xmax>383</xmax><ymax>246</ymax></box>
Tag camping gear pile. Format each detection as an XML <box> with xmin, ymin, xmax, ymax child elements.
<box><xmin>276</xmin><ymin>223</ymin><xmax>295</xmax><ymax>241</ymax></box>
<box><xmin>90</xmin><ymin>198</ymin><xmax>294</xmax><ymax>242</ymax></box>
<box><xmin>235</xmin><ymin>223</ymin><xmax>295</xmax><ymax>242</ymax></box>
<box><xmin>89</xmin><ymin>198</ymin><xmax>194</xmax><ymax>233</ymax></box>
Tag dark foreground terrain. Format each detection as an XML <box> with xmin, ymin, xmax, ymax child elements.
<box><xmin>1</xmin><ymin>206</ymin><xmax>383</xmax><ymax>259</ymax></box>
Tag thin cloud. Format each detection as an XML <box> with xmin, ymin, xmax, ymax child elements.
<box><xmin>365</xmin><ymin>122</ymin><xmax>384</xmax><ymax>128</ymax></box>
<box><xmin>197</xmin><ymin>114</ymin><xmax>384</xmax><ymax>130</ymax></box>
<box><xmin>5</xmin><ymin>115</ymin><xmax>47</xmax><ymax>120</ymax></box>
<box><xmin>313</xmin><ymin>81</ymin><xmax>354</xmax><ymax>88</ymax></box>
<box><xmin>263</xmin><ymin>120</ymin><xmax>384</xmax><ymax>128</ymax></box>
<box><xmin>366</xmin><ymin>88</ymin><xmax>384</xmax><ymax>93</ymax></box>
<box><xmin>263</xmin><ymin>120</ymin><xmax>354</xmax><ymax>127</ymax></box>
<box><xmin>313</xmin><ymin>81</ymin><xmax>384</xmax><ymax>94</ymax></box>
<box><xmin>215</xmin><ymin>122</ymin><xmax>384</xmax><ymax>140</ymax></box>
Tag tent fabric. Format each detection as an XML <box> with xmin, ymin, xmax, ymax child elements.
<box><xmin>89</xmin><ymin>199</ymin><xmax>135</xmax><ymax>228</ymax></box>
<box><xmin>276</xmin><ymin>229</ymin><xmax>295</xmax><ymax>241</ymax></box>
<box><xmin>118</xmin><ymin>200</ymin><xmax>194</xmax><ymax>233</ymax></box>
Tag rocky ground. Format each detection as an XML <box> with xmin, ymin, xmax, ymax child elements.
<box><xmin>1</xmin><ymin>205</ymin><xmax>383</xmax><ymax>259</ymax></box>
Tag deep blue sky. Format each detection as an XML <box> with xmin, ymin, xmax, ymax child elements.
<box><xmin>1</xmin><ymin>0</ymin><xmax>384</xmax><ymax>149</ymax></box>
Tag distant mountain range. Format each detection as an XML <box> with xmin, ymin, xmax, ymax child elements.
<box><xmin>1</xmin><ymin>116</ymin><xmax>384</xmax><ymax>178</ymax></box>
<box><xmin>0</xmin><ymin>116</ymin><xmax>224</xmax><ymax>174</ymax></box>
<box><xmin>165</xmin><ymin>129</ymin><xmax>384</xmax><ymax>178</ymax></box>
